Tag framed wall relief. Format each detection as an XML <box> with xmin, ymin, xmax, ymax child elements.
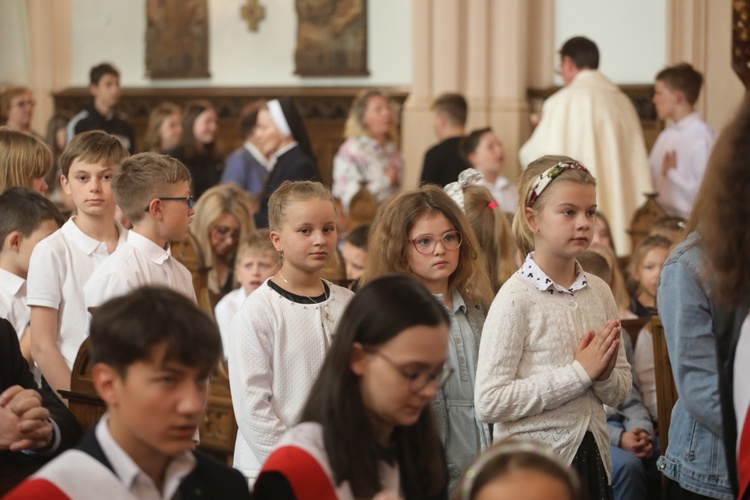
<box><xmin>145</xmin><ymin>0</ymin><xmax>210</xmax><ymax>79</ymax></box>
<box><xmin>295</xmin><ymin>0</ymin><xmax>369</xmax><ymax>76</ymax></box>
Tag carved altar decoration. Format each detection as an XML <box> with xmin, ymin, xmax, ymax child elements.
<box><xmin>241</xmin><ymin>0</ymin><xmax>265</xmax><ymax>32</ymax></box>
<box><xmin>733</xmin><ymin>0</ymin><xmax>750</xmax><ymax>88</ymax></box>
<box><xmin>145</xmin><ymin>0</ymin><xmax>210</xmax><ymax>79</ymax></box>
<box><xmin>295</xmin><ymin>0</ymin><xmax>369</xmax><ymax>76</ymax></box>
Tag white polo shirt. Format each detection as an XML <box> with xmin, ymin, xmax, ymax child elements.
<box><xmin>84</xmin><ymin>230</ymin><xmax>197</xmax><ymax>311</ymax></box>
<box><xmin>0</xmin><ymin>268</ymin><xmax>28</xmax><ymax>339</ymax></box>
<box><xmin>478</xmin><ymin>176</ymin><xmax>519</xmax><ymax>215</ymax></box>
<box><xmin>26</xmin><ymin>217</ymin><xmax>126</xmax><ymax>368</ymax></box>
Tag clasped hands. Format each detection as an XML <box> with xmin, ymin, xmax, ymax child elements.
<box><xmin>0</xmin><ymin>385</ymin><xmax>53</xmax><ymax>452</ymax></box>
<box><xmin>575</xmin><ymin>319</ymin><xmax>621</xmax><ymax>382</ymax></box>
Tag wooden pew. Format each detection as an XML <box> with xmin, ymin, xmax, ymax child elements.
<box><xmin>650</xmin><ymin>314</ymin><xmax>679</xmax><ymax>452</ymax></box>
<box><xmin>60</xmin><ymin>338</ymin><xmax>238</xmax><ymax>463</ymax></box>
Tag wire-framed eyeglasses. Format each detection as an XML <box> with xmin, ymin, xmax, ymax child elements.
<box><xmin>373</xmin><ymin>350</ymin><xmax>454</xmax><ymax>393</ymax></box>
<box><xmin>144</xmin><ymin>196</ymin><xmax>195</xmax><ymax>212</ymax></box>
<box><xmin>409</xmin><ymin>230</ymin><xmax>462</xmax><ymax>255</ymax></box>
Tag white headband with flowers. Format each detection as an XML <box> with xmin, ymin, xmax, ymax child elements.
<box><xmin>527</xmin><ymin>160</ymin><xmax>590</xmax><ymax>206</ymax></box>
<box><xmin>444</xmin><ymin>168</ymin><xmax>485</xmax><ymax>212</ymax></box>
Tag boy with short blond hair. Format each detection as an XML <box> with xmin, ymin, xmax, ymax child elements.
<box><xmin>84</xmin><ymin>152</ymin><xmax>197</xmax><ymax>313</ymax></box>
<box><xmin>28</xmin><ymin>131</ymin><xmax>128</xmax><ymax>396</ymax></box>
<box><xmin>0</xmin><ymin>188</ymin><xmax>65</xmax><ymax>364</ymax></box>
<box><xmin>214</xmin><ymin>229</ymin><xmax>280</xmax><ymax>352</ymax></box>
<box><xmin>5</xmin><ymin>287</ymin><xmax>250</xmax><ymax>499</ymax></box>
<box><xmin>650</xmin><ymin>63</ymin><xmax>717</xmax><ymax>219</ymax></box>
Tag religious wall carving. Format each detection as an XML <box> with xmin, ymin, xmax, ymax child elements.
<box><xmin>295</xmin><ymin>0</ymin><xmax>368</xmax><ymax>76</ymax></box>
<box><xmin>145</xmin><ymin>0</ymin><xmax>210</xmax><ymax>79</ymax></box>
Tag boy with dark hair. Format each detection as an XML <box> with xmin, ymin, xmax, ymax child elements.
<box><xmin>650</xmin><ymin>63</ymin><xmax>716</xmax><ymax>219</ymax></box>
<box><xmin>28</xmin><ymin>131</ymin><xmax>129</xmax><ymax>397</ymax></box>
<box><xmin>5</xmin><ymin>287</ymin><xmax>251</xmax><ymax>499</ymax></box>
<box><xmin>84</xmin><ymin>152</ymin><xmax>196</xmax><ymax>313</ymax></box>
<box><xmin>67</xmin><ymin>62</ymin><xmax>135</xmax><ymax>153</ymax></box>
<box><xmin>420</xmin><ymin>92</ymin><xmax>470</xmax><ymax>186</ymax></box>
<box><xmin>0</xmin><ymin>188</ymin><xmax>65</xmax><ymax>365</ymax></box>
<box><xmin>221</xmin><ymin>100</ymin><xmax>270</xmax><ymax>197</ymax></box>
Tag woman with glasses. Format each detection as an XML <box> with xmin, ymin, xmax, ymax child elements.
<box><xmin>0</xmin><ymin>86</ymin><xmax>37</xmax><ymax>136</ymax></box>
<box><xmin>191</xmin><ymin>183</ymin><xmax>256</xmax><ymax>305</ymax></box>
<box><xmin>254</xmin><ymin>275</ymin><xmax>450</xmax><ymax>499</ymax></box>
<box><xmin>360</xmin><ymin>184</ymin><xmax>494</xmax><ymax>495</ymax></box>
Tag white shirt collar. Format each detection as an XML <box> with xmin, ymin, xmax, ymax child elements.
<box><xmin>518</xmin><ymin>252</ymin><xmax>588</xmax><ymax>295</ymax></box>
<box><xmin>672</xmin><ymin>111</ymin><xmax>701</xmax><ymax>131</ymax></box>
<box><xmin>96</xmin><ymin>414</ymin><xmax>196</xmax><ymax>499</ymax></box>
<box><xmin>127</xmin><ymin>230</ymin><xmax>172</xmax><ymax>265</ymax></box>
<box><xmin>0</xmin><ymin>268</ymin><xmax>25</xmax><ymax>296</ymax></box>
<box><xmin>61</xmin><ymin>217</ymin><xmax>109</xmax><ymax>255</ymax></box>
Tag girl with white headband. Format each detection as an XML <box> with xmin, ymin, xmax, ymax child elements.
<box><xmin>253</xmin><ymin>97</ymin><xmax>320</xmax><ymax>228</ymax></box>
<box><xmin>474</xmin><ymin>154</ymin><xmax>631</xmax><ymax>500</ymax></box>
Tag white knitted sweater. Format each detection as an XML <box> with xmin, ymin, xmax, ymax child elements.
<box><xmin>228</xmin><ymin>280</ymin><xmax>355</xmax><ymax>479</ymax></box>
<box><xmin>475</xmin><ymin>271</ymin><xmax>631</xmax><ymax>478</ymax></box>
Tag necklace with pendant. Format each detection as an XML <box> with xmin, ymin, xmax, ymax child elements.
<box><xmin>277</xmin><ymin>271</ymin><xmax>334</xmax><ymax>324</ymax></box>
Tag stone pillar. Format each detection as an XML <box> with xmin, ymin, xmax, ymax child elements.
<box><xmin>27</xmin><ymin>0</ymin><xmax>72</xmax><ymax>134</ymax></box>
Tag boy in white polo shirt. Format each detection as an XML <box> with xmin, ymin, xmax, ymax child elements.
<box><xmin>84</xmin><ymin>153</ymin><xmax>196</xmax><ymax>312</ymax></box>
<box><xmin>28</xmin><ymin>131</ymin><xmax>128</xmax><ymax>397</ymax></box>
<box><xmin>0</xmin><ymin>188</ymin><xmax>65</xmax><ymax>364</ymax></box>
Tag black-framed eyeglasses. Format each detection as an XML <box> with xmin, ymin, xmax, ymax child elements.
<box><xmin>408</xmin><ymin>230</ymin><xmax>462</xmax><ymax>255</ymax></box>
<box><xmin>144</xmin><ymin>196</ymin><xmax>195</xmax><ymax>212</ymax></box>
<box><xmin>373</xmin><ymin>350</ymin><xmax>454</xmax><ymax>394</ymax></box>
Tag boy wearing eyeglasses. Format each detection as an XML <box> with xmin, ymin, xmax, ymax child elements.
<box><xmin>28</xmin><ymin>131</ymin><xmax>129</xmax><ymax>398</ymax></box>
<box><xmin>84</xmin><ymin>153</ymin><xmax>197</xmax><ymax>320</ymax></box>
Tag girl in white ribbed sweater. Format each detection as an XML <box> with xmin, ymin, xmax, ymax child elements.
<box><xmin>228</xmin><ymin>181</ymin><xmax>354</xmax><ymax>481</ymax></box>
<box><xmin>475</xmin><ymin>155</ymin><xmax>632</xmax><ymax>500</ymax></box>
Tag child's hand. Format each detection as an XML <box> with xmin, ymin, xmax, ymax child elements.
<box><xmin>574</xmin><ymin>320</ymin><xmax>620</xmax><ymax>381</ymax></box>
<box><xmin>596</xmin><ymin>322</ymin><xmax>622</xmax><ymax>381</ymax></box>
<box><xmin>373</xmin><ymin>491</ymin><xmax>399</xmax><ymax>500</ymax></box>
<box><xmin>620</xmin><ymin>429</ymin><xmax>653</xmax><ymax>459</ymax></box>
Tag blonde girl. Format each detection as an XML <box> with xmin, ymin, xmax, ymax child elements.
<box><xmin>445</xmin><ymin>168</ymin><xmax>517</xmax><ymax>294</ymax></box>
<box><xmin>475</xmin><ymin>155</ymin><xmax>631</xmax><ymax>500</ymax></box>
<box><xmin>228</xmin><ymin>180</ymin><xmax>355</xmax><ymax>482</ymax></box>
<box><xmin>361</xmin><ymin>184</ymin><xmax>493</xmax><ymax>493</ymax></box>
<box><xmin>192</xmin><ymin>183</ymin><xmax>256</xmax><ymax>303</ymax></box>
<box><xmin>626</xmin><ymin>234</ymin><xmax>672</xmax><ymax>317</ymax></box>
<box><xmin>0</xmin><ymin>127</ymin><xmax>51</xmax><ymax>194</ymax></box>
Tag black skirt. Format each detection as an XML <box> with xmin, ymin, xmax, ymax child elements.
<box><xmin>570</xmin><ymin>431</ymin><xmax>613</xmax><ymax>500</ymax></box>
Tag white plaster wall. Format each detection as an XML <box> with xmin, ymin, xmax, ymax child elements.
<box><xmin>555</xmin><ymin>0</ymin><xmax>667</xmax><ymax>84</ymax></box>
<box><xmin>69</xmin><ymin>0</ymin><xmax>412</xmax><ymax>87</ymax></box>
<box><xmin>0</xmin><ymin>0</ymin><xmax>31</xmax><ymax>85</ymax></box>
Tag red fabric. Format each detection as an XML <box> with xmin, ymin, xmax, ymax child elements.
<box><xmin>261</xmin><ymin>445</ymin><xmax>338</xmax><ymax>500</ymax></box>
<box><xmin>2</xmin><ymin>478</ymin><xmax>72</xmax><ymax>499</ymax></box>
<box><xmin>739</xmin><ymin>405</ymin><xmax>750</xmax><ymax>500</ymax></box>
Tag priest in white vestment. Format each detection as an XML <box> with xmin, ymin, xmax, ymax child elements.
<box><xmin>519</xmin><ymin>37</ymin><xmax>653</xmax><ymax>255</ymax></box>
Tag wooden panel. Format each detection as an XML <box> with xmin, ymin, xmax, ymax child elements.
<box><xmin>651</xmin><ymin>315</ymin><xmax>678</xmax><ymax>451</ymax></box>
<box><xmin>53</xmin><ymin>86</ymin><xmax>409</xmax><ymax>188</ymax></box>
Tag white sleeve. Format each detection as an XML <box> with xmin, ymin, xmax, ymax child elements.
<box><xmin>228</xmin><ymin>295</ymin><xmax>288</xmax><ymax>465</ymax></box>
<box><xmin>26</xmin><ymin>241</ymin><xmax>63</xmax><ymax>309</ymax></box>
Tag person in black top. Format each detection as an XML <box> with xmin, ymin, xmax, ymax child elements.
<box><xmin>66</xmin><ymin>63</ymin><xmax>136</xmax><ymax>154</ymax></box>
<box><xmin>167</xmin><ymin>100</ymin><xmax>223</xmax><ymax>201</ymax></box>
<box><xmin>420</xmin><ymin>92</ymin><xmax>470</xmax><ymax>186</ymax></box>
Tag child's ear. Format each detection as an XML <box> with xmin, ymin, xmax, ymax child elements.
<box><xmin>525</xmin><ymin>207</ymin><xmax>538</xmax><ymax>233</ymax></box>
<box><xmin>349</xmin><ymin>342</ymin><xmax>366</xmax><ymax>376</ymax></box>
<box><xmin>5</xmin><ymin>231</ymin><xmax>23</xmax><ymax>253</ymax></box>
<box><xmin>468</xmin><ymin>152</ymin><xmax>478</xmax><ymax>166</ymax></box>
<box><xmin>60</xmin><ymin>175</ymin><xmax>72</xmax><ymax>196</ymax></box>
<box><xmin>269</xmin><ymin>230</ymin><xmax>282</xmax><ymax>252</ymax></box>
<box><xmin>92</xmin><ymin>363</ymin><xmax>123</xmax><ymax>407</ymax></box>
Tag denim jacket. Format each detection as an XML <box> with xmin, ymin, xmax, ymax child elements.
<box><xmin>656</xmin><ymin>233</ymin><xmax>733</xmax><ymax>499</ymax></box>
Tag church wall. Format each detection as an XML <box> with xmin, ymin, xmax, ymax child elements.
<box><xmin>69</xmin><ymin>0</ymin><xmax>412</xmax><ymax>88</ymax></box>
<box><xmin>555</xmin><ymin>0</ymin><xmax>668</xmax><ymax>85</ymax></box>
